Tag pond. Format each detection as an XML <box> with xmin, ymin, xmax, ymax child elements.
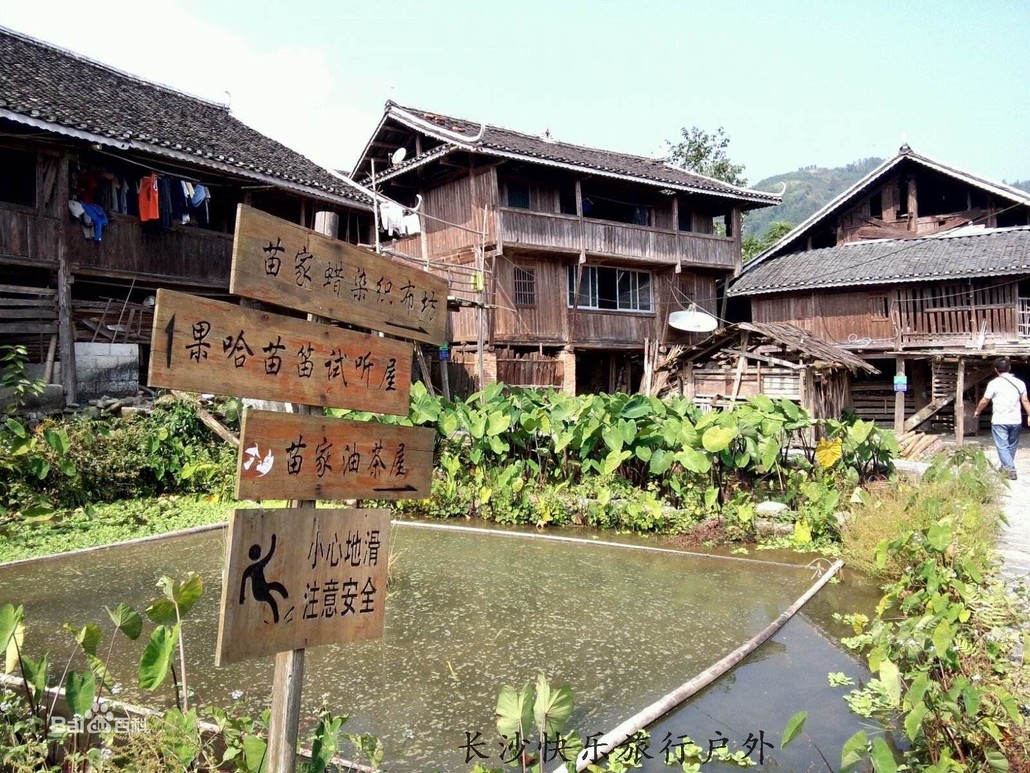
<box><xmin>0</xmin><ymin>519</ymin><xmax>880</xmax><ymax>771</ymax></box>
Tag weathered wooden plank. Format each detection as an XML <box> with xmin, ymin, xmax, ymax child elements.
<box><xmin>0</xmin><ymin>322</ymin><xmax>56</xmax><ymax>335</ymax></box>
<box><xmin>215</xmin><ymin>508</ymin><xmax>390</xmax><ymax>665</ymax></box>
<box><xmin>0</xmin><ymin>308</ymin><xmax>57</xmax><ymax>319</ymax></box>
<box><xmin>231</xmin><ymin>205</ymin><xmax>447</xmax><ymax>345</ymax></box>
<box><xmin>236</xmin><ymin>409</ymin><xmax>433</xmax><ymax>501</ymax></box>
<box><xmin>0</xmin><ymin>298</ymin><xmax>58</xmax><ymax>307</ymax></box>
<box><xmin>0</xmin><ymin>284</ymin><xmax>54</xmax><ymax>296</ymax></box>
<box><xmin>148</xmin><ymin>289</ymin><xmax>412</xmax><ymax>413</ymax></box>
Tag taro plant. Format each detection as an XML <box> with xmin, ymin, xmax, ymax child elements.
<box><xmin>835</xmin><ymin>513</ymin><xmax>1027</xmax><ymax>771</ymax></box>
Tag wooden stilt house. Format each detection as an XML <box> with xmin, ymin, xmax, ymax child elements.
<box><xmin>730</xmin><ymin>145</ymin><xmax>1030</xmax><ymax>440</ymax></box>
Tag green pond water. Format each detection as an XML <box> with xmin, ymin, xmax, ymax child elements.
<box><xmin>0</xmin><ymin>520</ymin><xmax>880</xmax><ymax>772</ymax></box>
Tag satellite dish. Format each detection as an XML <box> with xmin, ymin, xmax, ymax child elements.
<box><xmin>668</xmin><ymin>307</ymin><xmax>718</xmax><ymax>333</ymax></box>
<box><xmin>390</xmin><ymin>147</ymin><xmax>407</xmax><ymax>166</ymax></box>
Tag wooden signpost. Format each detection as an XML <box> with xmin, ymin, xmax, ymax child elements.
<box><xmin>235</xmin><ymin>409</ymin><xmax>434</xmax><ymax>502</ymax></box>
<box><xmin>215</xmin><ymin>508</ymin><xmax>391</xmax><ymax>666</ymax></box>
<box><xmin>148</xmin><ymin>289</ymin><xmax>413</xmax><ymax>414</ymax></box>
<box><xmin>149</xmin><ymin>206</ymin><xmax>441</xmax><ymax>773</ymax></box>
<box><xmin>231</xmin><ymin>204</ymin><xmax>448</xmax><ymax>346</ymax></box>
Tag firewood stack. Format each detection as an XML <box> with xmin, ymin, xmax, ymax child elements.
<box><xmin>896</xmin><ymin>431</ymin><xmax>944</xmax><ymax>460</ymax></box>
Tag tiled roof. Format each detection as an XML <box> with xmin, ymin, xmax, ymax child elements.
<box><xmin>749</xmin><ymin>146</ymin><xmax>1030</xmax><ymax>265</ymax></box>
<box><xmin>0</xmin><ymin>26</ymin><xmax>370</xmax><ymax>207</ymax></box>
<box><xmin>362</xmin><ymin>102</ymin><xmax>780</xmax><ymax>208</ymax></box>
<box><xmin>729</xmin><ymin>226</ymin><xmax>1030</xmax><ymax>296</ymax></box>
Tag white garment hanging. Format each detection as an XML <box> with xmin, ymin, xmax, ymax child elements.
<box><xmin>379</xmin><ymin>201</ymin><xmax>405</xmax><ymax>236</ymax></box>
<box><xmin>401</xmin><ymin>212</ymin><xmax>421</xmax><ymax>236</ymax></box>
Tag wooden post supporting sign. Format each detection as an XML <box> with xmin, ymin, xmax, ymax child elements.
<box><xmin>149</xmin><ymin>206</ymin><xmax>442</xmax><ymax>773</ymax></box>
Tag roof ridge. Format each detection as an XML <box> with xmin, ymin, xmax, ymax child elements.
<box><xmin>0</xmin><ymin>24</ymin><xmax>230</xmax><ymax>112</ymax></box>
<box><xmin>392</xmin><ymin>102</ymin><xmax>694</xmax><ymax>169</ymax></box>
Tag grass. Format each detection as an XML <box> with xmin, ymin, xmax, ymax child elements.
<box><xmin>840</xmin><ymin>450</ymin><xmax>1007</xmax><ymax>578</ymax></box>
<box><xmin>0</xmin><ymin>496</ymin><xmax>233</xmax><ymax>563</ymax></box>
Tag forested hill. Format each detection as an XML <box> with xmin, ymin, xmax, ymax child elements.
<box><xmin>743</xmin><ymin>157</ymin><xmax>884</xmax><ymax>238</ymax></box>
<box><xmin>1011</xmin><ymin>180</ymin><xmax>1030</xmax><ymax>194</ymax></box>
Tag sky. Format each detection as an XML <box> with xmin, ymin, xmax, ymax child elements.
<box><xmin>2</xmin><ymin>0</ymin><xmax>1029</xmax><ymax>187</ymax></box>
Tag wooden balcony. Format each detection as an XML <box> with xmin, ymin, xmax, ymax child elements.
<box><xmin>0</xmin><ymin>205</ymin><xmax>233</xmax><ymax>289</ymax></box>
<box><xmin>499</xmin><ymin>208</ymin><xmax>738</xmax><ymax>268</ymax></box>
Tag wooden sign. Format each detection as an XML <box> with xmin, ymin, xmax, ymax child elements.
<box><xmin>148</xmin><ymin>289</ymin><xmax>412</xmax><ymax>414</ymax></box>
<box><xmin>236</xmin><ymin>409</ymin><xmax>434</xmax><ymax>501</ymax></box>
<box><xmin>216</xmin><ymin>508</ymin><xmax>391</xmax><ymax>665</ymax></box>
<box><xmin>230</xmin><ymin>205</ymin><xmax>448</xmax><ymax>346</ymax></box>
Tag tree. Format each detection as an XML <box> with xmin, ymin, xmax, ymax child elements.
<box><xmin>742</xmin><ymin>220</ymin><xmax>795</xmax><ymax>263</ymax></box>
<box><xmin>666</xmin><ymin>126</ymin><xmax>747</xmax><ymax>188</ymax></box>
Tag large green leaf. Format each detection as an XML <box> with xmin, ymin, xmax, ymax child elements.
<box><xmin>496</xmin><ymin>682</ymin><xmax>534</xmax><ymax>740</ymax></box>
<box><xmin>20</xmin><ymin>652</ymin><xmax>49</xmax><ymax>704</ymax></box>
<box><xmin>701</xmin><ymin>425</ymin><xmax>736</xmax><ymax>453</ymax></box>
<box><xmin>486</xmin><ymin>411</ymin><xmax>511</xmax><ymax>437</ymax></box>
<box><xmin>149</xmin><ymin>574</ymin><xmax>204</xmax><ymax>625</ymax></box>
<box><xmin>5</xmin><ymin>622</ymin><xmax>24</xmax><ymax>675</ymax></box>
<box><xmin>649</xmin><ymin>449</ymin><xmax>673</xmax><ymax>475</ymax></box>
<box><xmin>242</xmin><ymin>736</ymin><xmax>268</xmax><ymax>773</ymax></box>
<box><xmin>532</xmin><ymin>673</ymin><xmax>573</xmax><ymax>738</ymax></box>
<box><xmin>106</xmin><ymin>603</ymin><xmax>143</xmax><ymax>640</ymax></box>
<box><xmin>601</xmin><ymin>424</ymin><xmax>624</xmax><ymax>453</ymax></box>
<box><xmin>43</xmin><ymin>427</ymin><xmax>71</xmax><ymax>454</ymax></box>
<box><xmin>780</xmin><ymin>710</ymin><xmax>807</xmax><ymax>748</ymax></box>
<box><xmin>65</xmin><ymin>670</ymin><xmax>96</xmax><ymax>718</ymax></box>
<box><xmin>840</xmin><ymin>730</ymin><xmax>868</xmax><ymax>773</ymax></box>
<box><xmin>63</xmin><ymin>623</ymin><xmax>102</xmax><ymax>657</ymax></box>
<box><xmin>879</xmin><ymin>659</ymin><xmax>901</xmax><ymax>706</ymax></box>
<box><xmin>0</xmin><ymin>603</ymin><xmax>23</xmax><ymax>654</ymax></box>
<box><xmin>850</xmin><ymin>419</ymin><xmax>875</xmax><ymax>445</ymax></box>
<box><xmin>620</xmin><ymin>396</ymin><xmax>652</xmax><ymax>419</ymax></box>
<box><xmin>139</xmin><ymin>624</ymin><xmax>177</xmax><ymax>690</ymax></box>
<box><xmin>869</xmin><ymin>737</ymin><xmax>897</xmax><ymax>773</ymax></box>
<box><xmin>904</xmin><ymin>701</ymin><xmax>928</xmax><ymax>742</ymax></box>
<box><xmin>926</xmin><ymin>522</ymin><xmax>952</xmax><ymax>553</ymax></box>
<box><xmin>676</xmin><ymin>447</ymin><xmax>712</xmax><ymax>474</ymax></box>
<box><xmin>4</xmin><ymin>418</ymin><xmax>27</xmax><ymax>438</ymax></box>
<box><xmin>931</xmin><ymin>620</ymin><xmax>953</xmax><ymax>658</ymax></box>
<box><xmin>600</xmin><ymin>450</ymin><xmax>631</xmax><ymax>477</ymax></box>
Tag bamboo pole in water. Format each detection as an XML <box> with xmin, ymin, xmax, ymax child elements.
<box><xmin>556</xmin><ymin>559</ymin><xmax>845</xmax><ymax>773</ymax></box>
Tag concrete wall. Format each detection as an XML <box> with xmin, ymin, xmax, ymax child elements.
<box><xmin>74</xmin><ymin>343</ymin><xmax>139</xmax><ymax>400</ymax></box>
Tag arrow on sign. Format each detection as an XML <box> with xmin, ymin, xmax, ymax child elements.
<box><xmin>384</xmin><ymin>321</ymin><xmax>429</xmax><ymax>335</ymax></box>
<box><xmin>165</xmin><ymin>314</ymin><xmax>176</xmax><ymax>368</ymax></box>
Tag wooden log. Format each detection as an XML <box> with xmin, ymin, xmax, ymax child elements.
<box><xmin>893</xmin><ymin>356</ymin><xmax>906</xmax><ymax>433</ymax></box>
<box><xmin>557</xmin><ymin>560</ymin><xmax>845</xmax><ymax>772</ymax></box>
<box><xmin>954</xmin><ymin>358</ymin><xmax>965</xmax><ymax>444</ymax></box>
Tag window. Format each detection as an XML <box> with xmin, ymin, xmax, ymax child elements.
<box><xmin>0</xmin><ymin>147</ymin><xmax>36</xmax><ymax>208</ymax></box>
<box><xmin>567</xmin><ymin>265</ymin><xmax>652</xmax><ymax>312</ymax></box>
<box><xmin>507</xmin><ymin>181</ymin><xmax>530</xmax><ymax>209</ymax></box>
<box><xmin>869</xmin><ymin>191</ymin><xmax>883</xmax><ymax>219</ymax></box>
<box><xmin>559</xmin><ymin>189</ymin><xmax>577</xmax><ymax>215</ymax></box>
<box><xmin>870</xmin><ymin>296</ymin><xmax>890</xmax><ymax>320</ymax></box>
<box><xmin>513</xmin><ymin>266</ymin><xmax>536</xmax><ymax>306</ymax></box>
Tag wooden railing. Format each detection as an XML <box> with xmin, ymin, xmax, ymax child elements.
<box><xmin>895</xmin><ymin>285</ymin><xmax>1020</xmax><ymax>346</ymax></box>
<box><xmin>499</xmin><ymin>208</ymin><xmax>737</xmax><ymax>268</ymax></box>
<box><xmin>68</xmin><ymin>215</ymin><xmax>234</xmax><ymax>287</ymax></box>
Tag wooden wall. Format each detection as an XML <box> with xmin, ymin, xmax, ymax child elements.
<box><xmin>751</xmin><ymin>280</ymin><xmax>1027</xmax><ymax>350</ymax></box>
<box><xmin>751</xmin><ymin>289</ymin><xmax>896</xmax><ymax>346</ymax></box>
<box><xmin>390</xmin><ymin>166</ymin><xmax>499</xmax><ymax>261</ymax></box>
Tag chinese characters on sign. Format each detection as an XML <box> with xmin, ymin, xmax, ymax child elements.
<box><xmin>147</xmin><ymin>289</ymin><xmax>413</xmax><ymax>414</ymax></box>
<box><xmin>216</xmin><ymin>508</ymin><xmax>391</xmax><ymax>665</ymax></box>
<box><xmin>235</xmin><ymin>409</ymin><xmax>434</xmax><ymax>501</ymax></box>
<box><xmin>458</xmin><ymin>729</ymin><xmax>775</xmax><ymax>767</ymax></box>
<box><xmin>230</xmin><ymin>205</ymin><xmax>448</xmax><ymax>346</ymax></box>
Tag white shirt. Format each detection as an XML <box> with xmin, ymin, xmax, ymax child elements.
<box><xmin>983</xmin><ymin>374</ymin><xmax>1027</xmax><ymax>425</ymax></box>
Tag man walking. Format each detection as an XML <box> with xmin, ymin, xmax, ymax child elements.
<box><xmin>974</xmin><ymin>358</ymin><xmax>1030</xmax><ymax>480</ymax></box>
